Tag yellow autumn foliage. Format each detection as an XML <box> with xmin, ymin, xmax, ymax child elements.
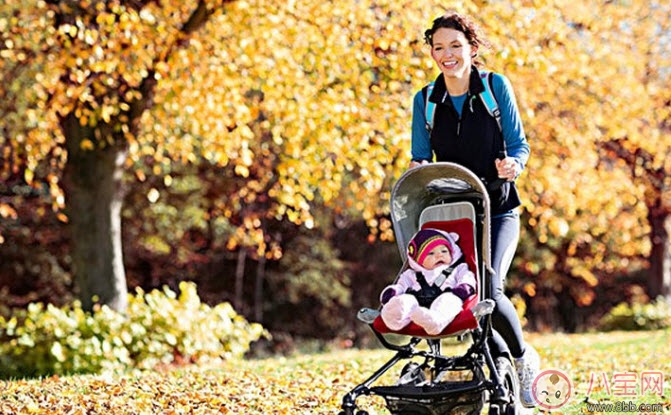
<box><xmin>1</xmin><ymin>0</ymin><xmax>669</xmax><ymax>289</ymax></box>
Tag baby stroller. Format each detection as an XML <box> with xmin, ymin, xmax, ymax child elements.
<box><xmin>339</xmin><ymin>162</ymin><xmax>523</xmax><ymax>415</ymax></box>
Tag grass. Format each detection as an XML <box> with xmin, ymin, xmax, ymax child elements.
<box><xmin>0</xmin><ymin>329</ymin><xmax>670</xmax><ymax>414</ymax></box>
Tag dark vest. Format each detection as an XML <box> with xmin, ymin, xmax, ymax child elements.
<box><xmin>424</xmin><ymin>67</ymin><xmax>521</xmax><ymax>215</ymax></box>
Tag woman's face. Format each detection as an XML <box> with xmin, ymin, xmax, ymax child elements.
<box><xmin>430</xmin><ymin>28</ymin><xmax>476</xmax><ymax>79</ymax></box>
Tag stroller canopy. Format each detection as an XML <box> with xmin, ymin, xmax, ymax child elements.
<box><xmin>390</xmin><ymin>162</ymin><xmax>492</xmax><ymax>264</ymax></box>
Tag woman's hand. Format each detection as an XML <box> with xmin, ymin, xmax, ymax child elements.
<box><xmin>409</xmin><ymin>160</ymin><xmax>430</xmax><ymax>169</ymax></box>
<box><xmin>495</xmin><ymin>157</ymin><xmax>520</xmax><ymax>181</ymax></box>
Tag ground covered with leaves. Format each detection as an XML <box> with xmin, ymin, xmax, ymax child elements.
<box><xmin>1</xmin><ymin>330</ymin><xmax>670</xmax><ymax>414</ymax></box>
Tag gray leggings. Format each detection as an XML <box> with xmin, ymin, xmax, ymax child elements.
<box><xmin>488</xmin><ymin>211</ymin><xmax>526</xmax><ymax>358</ymax></box>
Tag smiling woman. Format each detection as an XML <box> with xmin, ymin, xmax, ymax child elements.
<box><xmin>424</xmin><ymin>15</ymin><xmax>489</xmax><ymax>96</ymax></box>
<box><xmin>408</xmin><ymin>10</ymin><xmax>538</xmax><ymax>407</ymax></box>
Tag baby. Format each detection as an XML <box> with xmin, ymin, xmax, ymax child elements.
<box><xmin>380</xmin><ymin>228</ymin><xmax>476</xmax><ymax>335</ymax></box>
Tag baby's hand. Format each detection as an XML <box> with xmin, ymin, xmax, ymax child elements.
<box><xmin>452</xmin><ymin>284</ymin><xmax>474</xmax><ymax>300</ymax></box>
<box><xmin>380</xmin><ymin>287</ymin><xmax>398</xmax><ymax>304</ymax></box>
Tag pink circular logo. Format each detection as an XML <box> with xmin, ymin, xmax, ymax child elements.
<box><xmin>532</xmin><ymin>369</ymin><xmax>572</xmax><ymax>410</ymax></box>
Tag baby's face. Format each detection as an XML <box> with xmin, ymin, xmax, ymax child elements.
<box><xmin>421</xmin><ymin>245</ymin><xmax>452</xmax><ymax>269</ymax></box>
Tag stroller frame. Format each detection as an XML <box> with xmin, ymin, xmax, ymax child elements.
<box><xmin>339</xmin><ymin>163</ymin><xmax>523</xmax><ymax>415</ymax></box>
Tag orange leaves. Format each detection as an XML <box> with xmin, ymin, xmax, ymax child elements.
<box><xmin>508</xmin><ymin>1</ymin><xmax>671</xmax><ymax>282</ymax></box>
<box><xmin>0</xmin><ymin>203</ymin><xmax>17</xmax><ymax>220</ymax></box>
<box><xmin>0</xmin><ymin>332</ymin><xmax>669</xmax><ymax>414</ymax></box>
<box><xmin>173</xmin><ymin>0</ymin><xmax>428</xmax><ymax>226</ymax></box>
<box><xmin>79</xmin><ymin>139</ymin><xmax>94</xmax><ymax>150</ymax></box>
<box><xmin>3</xmin><ymin>0</ymin><xmax>671</xmax><ymax>294</ymax></box>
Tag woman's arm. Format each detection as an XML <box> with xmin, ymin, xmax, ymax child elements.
<box><xmin>410</xmin><ymin>89</ymin><xmax>433</xmax><ymax>165</ymax></box>
<box><xmin>492</xmin><ymin>73</ymin><xmax>530</xmax><ymax>176</ymax></box>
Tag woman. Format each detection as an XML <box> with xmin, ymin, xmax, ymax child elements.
<box><xmin>410</xmin><ymin>11</ymin><xmax>539</xmax><ymax>407</ymax></box>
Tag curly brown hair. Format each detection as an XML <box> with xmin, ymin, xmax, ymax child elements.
<box><xmin>423</xmin><ymin>11</ymin><xmax>491</xmax><ymax>51</ymax></box>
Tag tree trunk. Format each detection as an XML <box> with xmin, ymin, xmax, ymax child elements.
<box><xmin>647</xmin><ymin>213</ymin><xmax>671</xmax><ymax>301</ymax></box>
<box><xmin>599</xmin><ymin>139</ymin><xmax>671</xmax><ymax>302</ymax></box>
<box><xmin>62</xmin><ymin>114</ymin><xmax>129</xmax><ymax>312</ymax></box>
<box><xmin>254</xmin><ymin>254</ymin><xmax>266</xmax><ymax>322</ymax></box>
<box><xmin>234</xmin><ymin>249</ymin><xmax>246</xmax><ymax>311</ymax></box>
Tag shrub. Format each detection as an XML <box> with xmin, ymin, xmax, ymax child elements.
<box><xmin>598</xmin><ymin>296</ymin><xmax>671</xmax><ymax>331</ymax></box>
<box><xmin>123</xmin><ymin>281</ymin><xmax>267</xmax><ymax>369</ymax></box>
<box><xmin>0</xmin><ymin>282</ymin><xmax>266</xmax><ymax>379</ymax></box>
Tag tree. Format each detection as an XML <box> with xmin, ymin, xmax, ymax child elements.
<box><xmin>2</xmin><ymin>0</ymin><xmax>670</xmax><ymax>324</ymax></box>
<box><xmin>1</xmin><ymin>0</ymin><xmax>425</xmax><ymax>311</ymax></box>
<box><xmin>2</xmin><ymin>0</ymin><xmax>237</xmax><ymax>311</ymax></box>
<box><xmin>592</xmin><ymin>1</ymin><xmax>671</xmax><ymax>301</ymax></box>
<box><xmin>475</xmin><ymin>0</ymin><xmax>671</xmax><ymax>313</ymax></box>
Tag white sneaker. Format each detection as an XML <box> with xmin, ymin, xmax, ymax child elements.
<box><xmin>515</xmin><ymin>345</ymin><xmax>540</xmax><ymax>408</ymax></box>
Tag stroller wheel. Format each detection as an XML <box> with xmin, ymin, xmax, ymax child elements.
<box><xmin>397</xmin><ymin>362</ymin><xmax>427</xmax><ymax>386</ymax></box>
<box><xmin>488</xmin><ymin>357</ymin><xmax>522</xmax><ymax>415</ymax></box>
<box><xmin>339</xmin><ymin>410</ymin><xmax>370</xmax><ymax>415</ymax></box>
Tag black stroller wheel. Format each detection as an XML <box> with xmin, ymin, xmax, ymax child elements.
<box><xmin>398</xmin><ymin>362</ymin><xmax>427</xmax><ymax>386</ymax></box>
<box><xmin>338</xmin><ymin>409</ymin><xmax>369</xmax><ymax>415</ymax></box>
<box><xmin>488</xmin><ymin>357</ymin><xmax>523</xmax><ymax>415</ymax></box>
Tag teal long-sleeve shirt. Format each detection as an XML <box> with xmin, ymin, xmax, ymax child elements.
<box><xmin>410</xmin><ymin>72</ymin><xmax>530</xmax><ymax>172</ymax></box>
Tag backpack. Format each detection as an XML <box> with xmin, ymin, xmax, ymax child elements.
<box><xmin>424</xmin><ymin>70</ymin><xmax>501</xmax><ymax>133</ymax></box>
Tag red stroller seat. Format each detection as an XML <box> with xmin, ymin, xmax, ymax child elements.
<box><xmin>341</xmin><ymin>163</ymin><xmax>523</xmax><ymax>415</ymax></box>
<box><xmin>372</xmin><ymin>215</ymin><xmax>480</xmax><ymax>337</ymax></box>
